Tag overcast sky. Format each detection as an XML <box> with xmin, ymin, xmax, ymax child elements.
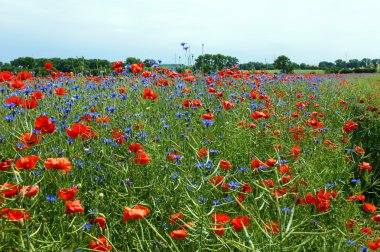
<box><xmin>0</xmin><ymin>0</ymin><xmax>379</xmax><ymax>64</ymax></box>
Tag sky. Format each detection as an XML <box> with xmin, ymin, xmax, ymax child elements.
<box><xmin>0</xmin><ymin>0</ymin><xmax>379</xmax><ymax>65</ymax></box>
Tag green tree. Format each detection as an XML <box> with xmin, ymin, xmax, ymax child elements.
<box><xmin>125</xmin><ymin>57</ymin><xmax>141</xmax><ymax>65</ymax></box>
<box><xmin>273</xmin><ymin>55</ymin><xmax>294</xmax><ymax>73</ymax></box>
<box><xmin>194</xmin><ymin>54</ymin><xmax>238</xmax><ymax>73</ymax></box>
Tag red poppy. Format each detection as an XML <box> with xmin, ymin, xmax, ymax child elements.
<box><xmin>265</xmin><ymin>222</ymin><xmax>280</xmax><ymax>234</ymax></box>
<box><xmin>251</xmin><ymin>111</ymin><xmax>270</xmax><ymax>120</ymax></box>
<box><xmin>361</xmin><ymin>227</ymin><xmax>372</xmax><ymax>235</ymax></box>
<box><xmin>348</xmin><ymin>194</ymin><xmax>365</xmax><ymax>202</ymax></box>
<box><xmin>0</xmin><ymin>208</ymin><xmax>30</xmax><ymax>221</ymax></box>
<box><xmin>0</xmin><ymin>183</ymin><xmax>21</xmax><ymax>198</ymax></box>
<box><xmin>0</xmin><ymin>71</ymin><xmax>14</xmax><ymax>82</ymax></box>
<box><xmin>371</xmin><ymin>215</ymin><xmax>380</xmax><ymax>222</ymax></box>
<box><xmin>0</xmin><ymin>159</ymin><xmax>14</xmax><ymax>171</ymax></box>
<box><xmin>58</xmin><ymin>187</ymin><xmax>77</xmax><ymax>200</ymax></box>
<box><xmin>6</xmin><ymin>96</ymin><xmax>23</xmax><ymax>106</ymax></box>
<box><xmin>66</xmin><ymin>123</ymin><xmax>95</xmax><ymax>141</ymax></box>
<box><xmin>170</xmin><ymin>229</ymin><xmax>188</xmax><ymax>239</ymax></box>
<box><xmin>133</xmin><ymin>151</ymin><xmax>151</xmax><ymax>165</ymax></box>
<box><xmin>19</xmin><ymin>133</ymin><xmax>41</xmax><ymax>148</ymax></box>
<box><xmin>15</xmin><ymin>155</ymin><xmax>40</xmax><ymax>170</ymax></box>
<box><xmin>192</xmin><ymin>99</ymin><xmax>202</xmax><ymax>107</ymax></box>
<box><xmin>122</xmin><ymin>205</ymin><xmax>150</xmax><ymax>223</ymax></box>
<box><xmin>222</xmin><ymin>100</ymin><xmax>235</xmax><ymax>110</ymax></box>
<box><xmin>89</xmin><ymin>236</ymin><xmax>112</xmax><ymax>251</ymax></box>
<box><xmin>251</xmin><ymin>159</ymin><xmax>265</xmax><ymax>168</ymax></box>
<box><xmin>111</xmin><ymin>128</ymin><xmax>126</xmax><ymax>144</ymax></box>
<box><xmin>210</xmin><ymin>176</ymin><xmax>224</xmax><ymax>186</ymax></box>
<box><xmin>201</xmin><ymin>113</ymin><xmax>214</xmax><ymax>120</ymax></box>
<box><xmin>197</xmin><ymin>148</ymin><xmax>208</xmax><ymax>158</ymax></box>
<box><xmin>212</xmin><ymin>225</ymin><xmax>225</xmax><ymax>236</ymax></box>
<box><xmin>358</xmin><ymin>162</ymin><xmax>372</xmax><ymax>171</ymax></box>
<box><xmin>183</xmin><ymin>99</ymin><xmax>191</xmax><ymax>108</ymax></box>
<box><xmin>129</xmin><ymin>143</ymin><xmax>144</xmax><ymax>153</ymax></box>
<box><xmin>16</xmin><ymin>71</ymin><xmax>33</xmax><ymax>81</ymax></box>
<box><xmin>231</xmin><ymin>216</ymin><xmax>250</xmax><ymax>231</ymax></box>
<box><xmin>65</xmin><ymin>200</ymin><xmax>84</xmax><ymax>214</ymax></box>
<box><xmin>54</xmin><ymin>87</ymin><xmax>68</xmax><ymax>95</ymax></box>
<box><xmin>342</xmin><ymin>121</ymin><xmax>358</xmax><ymax>133</ymax></box>
<box><xmin>262</xmin><ymin>180</ymin><xmax>275</xmax><ymax>188</ymax></box>
<box><xmin>142</xmin><ymin>88</ymin><xmax>157</xmax><ymax>100</ymax></box>
<box><xmin>211</xmin><ymin>213</ymin><xmax>231</xmax><ymax>224</ymax></box>
<box><xmin>35</xmin><ymin>115</ymin><xmax>55</xmax><ymax>134</ymax></box>
<box><xmin>131</xmin><ymin>63</ymin><xmax>144</xmax><ymax>74</ymax></box>
<box><xmin>90</xmin><ymin>217</ymin><xmax>107</xmax><ymax>230</ymax></box>
<box><xmin>31</xmin><ymin>91</ymin><xmax>45</xmax><ymax>99</ymax></box>
<box><xmin>44</xmin><ymin>62</ymin><xmax>53</xmax><ymax>70</ymax></box>
<box><xmin>113</xmin><ymin>61</ymin><xmax>123</xmax><ymax>69</ymax></box>
<box><xmin>20</xmin><ymin>185</ymin><xmax>39</xmax><ymax>198</ymax></box>
<box><xmin>354</xmin><ymin>146</ymin><xmax>365</xmax><ymax>154</ymax></box>
<box><xmin>363</xmin><ymin>203</ymin><xmax>376</xmax><ymax>214</ymax></box>
<box><xmin>10</xmin><ymin>80</ymin><xmax>26</xmax><ymax>89</ymax></box>
<box><xmin>345</xmin><ymin>219</ymin><xmax>356</xmax><ymax>229</ymax></box>
<box><xmin>44</xmin><ymin>158</ymin><xmax>72</xmax><ymax>173</ymax></box>
<box><xmin>169</xmin><ymin>212</ymin><xmax>184</xmax><ymax>224</ymax></box>
<box><xmin>22</xmin><ymin>99</ymin><xmax>38</xmax><ymax>109</ymax></box>
<box><xmin>279</xmin><ymin>164</ymin><xmax>291</xmax><ymax>173</ymax></box>
<box><xmin>96</xmin><ymin>116</ymin><xmax>110</xmax><ymax>124</ymax></box>
<box><xmin>219</xmin><ymin>160</ymin><xmax>232</xmax><ymax>170</ymax></box>
<box><xmin>265</xmin><ymin>158</ymin><xmax>277</xmax><ymax>167</ymax></box>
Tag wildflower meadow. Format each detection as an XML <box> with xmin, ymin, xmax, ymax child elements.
<box><xmin>0</xmin><ymin>63</ymin><xmax>379</xmax><ymax>251</ymax></box>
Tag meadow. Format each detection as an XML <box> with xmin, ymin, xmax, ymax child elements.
<box><xmin>0</xmin><ymin>65</ymin><xmax>379</xmax><ymax>251</ymax></box>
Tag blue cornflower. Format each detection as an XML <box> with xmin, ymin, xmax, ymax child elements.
<box><xmin>199</xmin><ymin>196</ymin><xmax>207</xmax><ymax>203</ymax></box>
<box><xmin>83</xmin><ymin>222</ymin><xmax>92</xmax><ymax>230</ymax></box>
<box><xmin>203</xmin><ymin>120</ymin><xmax>213</xmax><ymax>126</ymax></box>
<box><xmin>351</xmin><ymin>178</ymin><xmax>360</xmax><ymax>183</ymax></box>
<box><xmin>46</xmin><ymin>195</ymin><xmax>57</xmax><ymax>202</ymax></box>
<box><xmin>212</xmin><ymin>200</ymin><xmax>221</xmax><ymax>205</ymax></box>
<box><xmin>224</xmin><ymin>196</ymin><xmax>234</xmax><ymax>202</ymax></box>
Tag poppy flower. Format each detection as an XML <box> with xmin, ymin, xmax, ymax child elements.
<box><xmin>22</xmin><ymin>99</ymin><xmax>38</xmax><ymax>109</ymax></box>
<box><xmin>90</xmin><ymin>217</ymin><xmax>107</xmax><ymax>230</ymax></box>
<box><xmin>192</xmin><ymin>99</ymin><xmax>202</xmax><ymax>107</ymax></box>
<box><xmin>112</xmin><ymin>61</ymin><xmax>123</xmax><ymax>69</ymax></box>
<box><xmin>0</xmin><ymin>183</ymin><xmax>21</xmax><ymax>198</ymax></box>
<box><xmin>133</xmin><ymin>151</ymin><xmax>151</xmax><ymax>165</ymax></box>
<box><xmin>361</xmin><ymin>227</ymin><xmax>372</xmax><ymax>235</ymax></box>
<box><xmin>54</xmin><ymin>88</ymin><xmax>68</xmax><ymax>95</ymax></box>
<box><xmin>231</xmin><ymin>216</ymin><xmax>250</xmax><ymax>231</ymax></box>
<box><xmin>211</xmin><ymin>213</ymin><xmax>231</xmax><ymax>224</ymax></box>
<box><xmin>44</xmin><ymin>158</ymin><xmax>72</xmax><ymax>173</ymax></box>
<box><xmin>197</xmin><ymin>148</ymin><xmax>208</xmax><ymax>158</ymax></box>
<box><xmin>363</xmin><ymin>203</ymin><xmax>376</xmax><ymax>214</ymax></box>
<box><xmin>16</xmin><ymin>71</ymin><xmax>33</xmax><ymax>81</ymax></box>
<box><xmin>129</xmin><ymin>143</ymin><xmax>144</xmax><ymax>153</ymax></box>
<box><xmin>142</xmin><ymin>88</ymin><xmax>157</xmax><ymax>100</ymax></box>
<box><xmin>222</xmin><ymin>100</ymin><xmax>235</xmax><ymax>110</ymax></box>
<box><xmin>348</xmin><ymin>194</ymin><xmax>365</xmax><ymax>202</ymax></box>
<box><xmin>262</xmin><ymin>179</ymin><xmax>275</xmax><ymax>188</ymax></box>
<box><xmin>19</xmin><ymin>133</ymin><xmax>41</xmax><ymax>148</ymax></box>
<box><xmin>89</xmin><ymin>236</ymin><xmax>112</xmax><ymax>251</ymax></box>
<box><xmin>183</xmin><ymin>99</ymin><xmax>191</xmax><ymax>108</ymax></box>
<box><xmin>6</xmin><ymin>96</ymin><xmax>23</xmax><ymax>106</ymax></box>
<box><xmin>31</xmin><ymin>91</ymin><xmax>45</xmax><ymax>99</ymax></box>
<box><xmin>169</xmin><ymin>212</ymin><xmax>184</xmax><ymax>224</ymax></box>
<box><xmin>342</xmin><ymin>121</ymin><xmax>358</xmax><ymax>133</ymax></box>
<box><xmin>265</xmin><ymin>158</ymin><xmax>277</xmax><ymax>167</ymax></box>
<box><xmin>122</xmin><ymin>205</ymin><xmax>150</xmax><ymax>223</ymax></box>
<box><xmin>20</xmin><ymin>185</ymin><xmax>39</xmax><ymax>198</ymax></box>
<box><xmin>358</xmin><ymin>162</ymin><xmax>372</xmax><ymax>171</ymax></box>
<box><xmin>15</xmin><ymin>155</ymin><xmax>40</xmax><ymax>170</ymax></box>
<box><xmin>250</xmin><ymin>159</ymin><xmax>264</xmax><ymax>168</ymax></box>
<box><xmin>44</xmin><ymin>62</ymin><xmax>53</xmax><ymax>70</ymax></box>
<box><xmin>96</xmin><ymin>116</ymin><xmax>110</xmax><ymax>124</ymax></box>
<box><xmin>0</xmin><ymin>71</ymin><xmax>14</xmax><ymax>82</ymax></box>
<box><xmin>354</xmin><ymin>146</ymin><xmax>365</xmax><ymax>154</ymax></box>
<box><xmin>58</xmin><ymin>187</ymin><xmax>77</xmax><ymax>200</ymax></box>
<box><xmin>0</xmin><ymin>208</ymin><xmax>30</xmax><ymax>221</ymax></box>
<box><xmin>0</xmin><ymin>159</ymin><xmax>14</xmax><ymax>171</ymax></box>
<box><xmin>265</xmin><ymin>222</ymin><xmax>280</xmax><ymax>234</ymax></box>
<box><xmin>279</xmin><ymin>164</ymin><xmax>291</xmax><ymax>173</ymax></box>
<box><xmin>35</xmin><ymin>115</ymin><xmax>55</xmax><ymax>134</ymax></box>
<box><xmin>10</xmin><ymin>80</ymin><xmax>26</xmax><ymax>89</ymax></box>
<box><xmin>66</xmin><ymin>123</ymin><xmax>93</xmax><ymax>141</ymax></box>
<box><xmin>201</xmin><ymin>113</ymin><xmax>214</xmax><ymax>120</ymax></box>
<box><xmin>345</xmin><ymin>219</ymin><xmax>356</xmax><ymax>229</ymax></box>
<box><xmin>219</xmin><ymin>160</ymin><xmax>232</xmax><ymax>170</ymax></box>
<box><xmin>212</xmin><ymin>225</ymin><xmax>225</xmax><ymax>236</ymax></box>
<box><xmin>371</xmin><ymin>215</ymin><xmax>380</xmax><ymax>222</ymax></box>
<box><xmin>131</xmin><ymin>63</ymin><xmax>144</xmax><ymax>74</ymax></box>
<box><xmin>111</xmin><ymin>128</ymin><xmax>126</xmax><ymax>145</ymax></box>
<box><xmin>210</xmin><ymin>176</ymin><xmax>224</xmax><ymax>186</ymax></box>
<box><xmin>65</xmin><ymin>200</ymin><xmax>84</xmax><ymax>214</ymax></box>
<box><xmin>170</xmin><ymin>229</ymin><xmax>188</xmax><ymax>239</ymax></box>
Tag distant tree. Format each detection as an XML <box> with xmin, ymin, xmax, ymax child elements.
<box><xmin>335</xmin><ymin>59</ymin><xmax>347</xmax><ymax>69</ymax></box>
<box><xmin>10</xmin><ymin>57</ymin><xmax>35</xmax><ymax>69</ymax></box>
<box><xmin>318</xmin><ymin>61</ymin><xmax>335</xmax><ymax>69</ymax></box>
<box><xmin>125</xmin><ymin>57</ymin><xmax>141</xmax><ymax>65</ymax></box>
<box><xmin>360</xmin><ymin>58</ymin><xmax>371</xmax><ymax>68</ymax></box>
<box><xmin>299</xmin><ymin>63</ymin><xmax>306</xmax><ymax>70</ymax></box>
<box><xmin>143</xmin><ymin>59</ymin><xmax>156</xmax><ymax>67</ymax></box>
<box><xmin>347</xmin><ymin>59</ymin><xmax>360</xmax><ymax>68</ymax></box>
<box><xmin>273</xmin><ymin>55</ymin><xmax>294</xmax><ymax>73</ymax></box>
<box><xmin>371</xmin><ymin>59</ymin><xmax>380</xmax><ymax>68</ymax></box>
<box><xmin>194</xmin><ymin>54</ymin><xmax>238</xmax><ymax>73</ymax></box>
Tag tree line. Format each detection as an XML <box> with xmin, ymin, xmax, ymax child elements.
<box><xmin>0</xmin><ymin>55</ymin><xmax>379</xmax><ymax>75</ymax></box>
